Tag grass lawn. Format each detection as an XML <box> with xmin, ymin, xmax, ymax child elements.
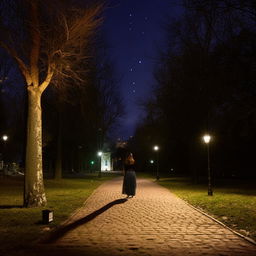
<box><xmin>156</xmin><ymin>175</ymin><xmax>256</xmax><ymax>241</ymax></box>
<box><xmin>0</xmin><ymin>173</ymin><xmax>118</xmax><ymax>255</ymax></box>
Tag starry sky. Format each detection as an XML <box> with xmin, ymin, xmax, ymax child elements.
<box><xmin>103</xmin><ymin>0</ymin><xmax>182</xmax><ymax>139</ymax></box>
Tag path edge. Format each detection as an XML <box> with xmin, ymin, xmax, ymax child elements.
<box><xmin>142</xmin><ymin>178</ymin><xmax>256</xmax><ymax>247</ymax></box>
<box><xmin>183</xmin><ymin>200</ymin><xmax>256</xmax><ymax>246</ymax></box>
<box><xmin>159</xmin><ymin>182</ymin><xmax>256</xmax><ymax>247</ymax></box>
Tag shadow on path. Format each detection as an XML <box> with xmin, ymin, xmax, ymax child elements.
<box><xmin>0</xmin><ymin>205</ymin><xmax>23</xmax><ymax>209</ymax></box>
<box><xmin>42</xmin><ymin>198</ymin><xmax>128</xmax><ymax>244</ymax></box>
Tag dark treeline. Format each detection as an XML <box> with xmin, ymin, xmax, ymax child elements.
<box><xmin>42</xmin><ymin>42</ymin><xmax>123</xmax><ymax>177</ymax></box>
<box><xmin>130</xmin><ymin>0</ymin><xmax>256</xmax><ymax>179</ymax></box>
<box><xmin>0</xmin><ymin>49</ymin><xmax>26</xmax><ymax>164</ymax></box>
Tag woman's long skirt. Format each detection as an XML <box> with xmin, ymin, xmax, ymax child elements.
<box><xmin>122</xmin><ymin>170</ymin><xmax>136</xmax><ymax>196</ymax></box>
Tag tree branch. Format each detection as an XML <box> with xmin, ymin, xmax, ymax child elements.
<box><xmin>29</xmin><ymin>0</ymin><xmax>40</xmax><ymax>87</ymax></box>
<box><xmin>39</xmin><ymin>62</ymin><xmax>55</xmax><ymax>93</ymax></box>
<box><xmin>0</xmin><ymin>41</ymin><xmax>32</xmax><ymax>85</ymax></box>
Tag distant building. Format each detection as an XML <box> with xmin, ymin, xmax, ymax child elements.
<box><xmin>101</xmin><ymin>152</ymin><xmax>113</xmax><ymax>171</ymax></box>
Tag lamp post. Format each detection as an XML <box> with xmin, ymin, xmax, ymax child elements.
<box><xmin>1</xmin><ymin>135</ymin><xmax>8</xmax><ymax>163</ymax></box>
<box><xmin>203</xmin><ymin>134</ymin><xmax>213</xmax><ymax>196</ymax></box>
<box><xmin>149</xmin><ymin>159</ymin><xmax>154</xmax><ymax>174</ymax></box>
<box><xmin>97</xmin><ymin>151</ymin><xmax>102</xmax><ymax>178</ymax></box>
<box><xmin>153</xmin><ymin>145</ymin><xmax>159</xmax><ymax>180</ymax></box>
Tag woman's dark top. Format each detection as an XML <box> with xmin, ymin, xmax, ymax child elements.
<box><xmin>124</xmin><ymin>164</ymin><xmax>135</xmax><ymax>172</ymax></box>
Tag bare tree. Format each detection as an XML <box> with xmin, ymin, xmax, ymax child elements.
<box><xmin>97</xmin><ymin>60</ymin><xmax>124</xmax><ymax>136</ymax></box>
<box><xmin>0</xmin><ymin>0</ymin><xmax>103</xmax><ymax>207</ymax></box>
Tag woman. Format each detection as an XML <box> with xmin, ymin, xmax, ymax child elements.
<box><xmin>122</xmin><ymin>152</ymin><xmax>136</xmax><ymax>198</ymax></box>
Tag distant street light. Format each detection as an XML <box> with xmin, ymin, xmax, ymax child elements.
<box><xmin>153</xmin><ymin>145</ymin><xmax>159</xmax><ymax>151</ymax></box>
<box><xmin>1</xmin><ymin>134</ymin><xmax>9</xmax><ymax>164</ymax></box>
<box><xmin>150</xmin><ymin>160</ymin><xmax>154</xmax><ymax>164</ymax></box>
<box><xmin>153</xmin><ymin>145</ymin><xmax>160</xmax><ymax>180</ymax></box>
<box><xmin>203</xmin><ymin>134</ymin><xmax>213</xmax><ymax>196</ymax></box>
<box><xmin>203</xmin><ymin>135</ymin><xmax>211</xmax><ymax>144</ymax></box>
<box><xmin>97</xmin><ymin>151</ymin><xmax>102</xmax><ymax>178</ymax></box>
<box><xmin>2</xmin><ymin>135</ymin><xmax>8</xmax><ymax>141</ymax></box>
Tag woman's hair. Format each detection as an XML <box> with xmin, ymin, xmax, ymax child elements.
<box><xmin>125</xmin><ymin>153</ymin><xmax>135</xmax><ymax>165</ymax></box>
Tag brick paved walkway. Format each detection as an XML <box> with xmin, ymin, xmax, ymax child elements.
<box><xmin>42</xmin><ymin>177</ymin><xmax>256</xmax><ymax>256</ymax></box>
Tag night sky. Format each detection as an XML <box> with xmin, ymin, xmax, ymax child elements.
<box><xmin>104</xmin><ymin>0</ymin><xmax>182</xmax><ymax>139</ymax></box>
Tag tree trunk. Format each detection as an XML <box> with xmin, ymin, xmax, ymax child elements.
<box><xmin>54</xmin><ymin>112</ymin><xmax>62</xmax><ymax>179</ymax></box>
<box><xmin>24</xmin><ymin>89</ymin><xmax>47</xmax><ymax>207</ymax></box>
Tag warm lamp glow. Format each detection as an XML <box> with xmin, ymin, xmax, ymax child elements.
<box><xmin>203</xmin><ymin>135</ymin><xmax>211</xmax><ymax>144</ymax></box>
<box><xmin>2</xmin><ymin>135</ymin><xmax>8</xmax><ymax>141</ymax></box>
<box><xmin>153</xmin><ymin>145</ymin><xmax>159</xmax><ymax>151</ymax></box>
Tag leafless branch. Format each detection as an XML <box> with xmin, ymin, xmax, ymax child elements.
<box><xmin>0</xmin><ymin>41</ymin><xmax>32</xmax><ymax>85</ymax></box>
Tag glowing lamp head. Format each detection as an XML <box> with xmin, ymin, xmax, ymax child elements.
<box><xmin>203</xmin><ymin>135</ymin><xmax>211</xmax><ymax>144</ymax></box>
<box><xmin>153</xmin><ymin>145</ymin><xmax>159</xmax><ymax>151</ymax></box>
<box><xmin>97</xmin><ymin>151</ymin><xmax>103</xmax><ymax>157</ymax></box>
<box><xmin>150</xmin><ymin>160</ymin><xmax>154</xmax><ymax>164</ymax></box>
<box><xmin>2</xmin><ymin>135</ymin><xmax>8</xmax><ymax>141</ymax></box>
<box><xmin>90</xmin><ymin>160</ymin><xmax>95</xmax><ymax>165</ymax></box>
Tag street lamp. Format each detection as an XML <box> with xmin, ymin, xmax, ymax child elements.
<box><xmin>203</xmin><ymin>134</ymin><xmax>213</xmax><ymax>196</ymax></box>
<box><xmin>153</xmin><ymin>145</ymin><xmax>160</xmax><ymax>180</ymax></box>
<box><xmin>2</xmin><ymin>135</ymin><xmax>8</xmax><ymax>141</ymax></box>
<box><xmin>97</xmin><ymin>151</ymin><xmax>102</xmax><ymax>178</ymax></box>
<box><xmin>1</xmin><ymin>135</ymin><xmax>9</xmax><ymax>165</ymax></box>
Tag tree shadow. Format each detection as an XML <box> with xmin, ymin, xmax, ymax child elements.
<box><xmin>42</xmin><ymin>198</ymin><xmax>128</xmax><ymax>243</ymax></box>
<box><xmin>0</xmin><ymin>205</ymin><xmax>23</xmax><ymax>209</ymax></box>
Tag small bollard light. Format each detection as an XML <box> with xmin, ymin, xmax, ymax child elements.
<box><xmin>42</xmin><ymin>209</ymin><xmax>53</xmax><ymax>224</ymax></box>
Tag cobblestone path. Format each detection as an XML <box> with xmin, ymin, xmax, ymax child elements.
<box><xmin>42</xmin><ymin>177</ymin><xmax>256</xmax><ymax>256</ymax></box>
